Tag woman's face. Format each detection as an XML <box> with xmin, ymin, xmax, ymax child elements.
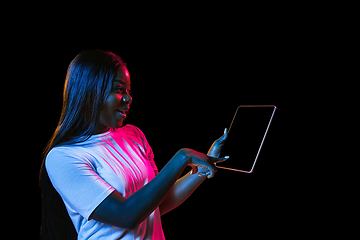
<box><xmin>95</xmin><ymin>66</ymin><xmax>132</xmax><ymax>134</ymax></box>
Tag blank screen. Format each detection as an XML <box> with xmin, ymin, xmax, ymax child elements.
<box><xmin>217</xmin><ymin>105</ymin><xmax>276</xmax><ymax>172</ymax></box>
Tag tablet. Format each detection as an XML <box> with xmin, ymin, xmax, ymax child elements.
<box><xmin>216</xmin><ymin>105</ymin><xmax>276</xmax><ymax>173</ymax></box>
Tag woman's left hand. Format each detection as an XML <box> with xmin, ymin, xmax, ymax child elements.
<box><xmin>207</xmin><ymin>128</ymin><xmax>228</xmax><ymax>158</ymax></box>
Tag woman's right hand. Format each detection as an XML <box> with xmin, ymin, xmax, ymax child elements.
<box><xmin>178</xmin><ymin>148</ymin><xmax>228</xmax><ymax>178</ymax></box>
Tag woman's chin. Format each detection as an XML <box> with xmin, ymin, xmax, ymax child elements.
<box><xmin>115</xmin><ymin>120</ymin><xmax>124</xmax><ymax>128</ymax></box>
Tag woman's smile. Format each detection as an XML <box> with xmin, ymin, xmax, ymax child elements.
<box><xmin>116</xmin><ymin>108</ymin><xmax>129</xmax><ymax>119</ymax></box>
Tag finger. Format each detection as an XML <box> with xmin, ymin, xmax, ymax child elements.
<box><xmin>206</xmin><ymin>162</ymin><xmax>217</xmax><ymax>178</ymax></box>
<box><xmin>209</xmin><ymin>156</ymin><xmax>230</xmax><ymax>163</ymax></box>
<box><xmin>195</xmin><ymin>166</ymin><xmax>210</xmax><ymax>177</ymax></box>
<box><xmin>195</xmin><ymin>165</ymin><xmax>215</xmax><ymax>178</ymax></box>
<box><xmin>223</xmin><ymin>128</ymin><xmax>228</xmax><ymax>139</ymax></box>
<box><xmin>207</xmin><ymin>169</ymin><xmax>216</xmax><ymax>178</ymax></box>
<box><xmin>194</xmin><ymin>161</ymin><xmax>217</xmax><ymax>178</ymax></box>
<box><xmin>221</xmin><ymin>128</ymin><xmax>228</xmax><ymax>140</ymax></box>
<box><xmin>198</xmin><ymin>172</ymin><xmax>212</xmax><ymax>178</ymax></box>
<box><xmin>216</xmin><ymin>128</ymin><xmax>228</xmax><ymax>144</ymax></box>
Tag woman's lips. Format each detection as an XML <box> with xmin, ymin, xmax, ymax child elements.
<box><xmin>116</xmin><ymin>109</ymin><xmax>128</xmax><ymax>118</ymax></box>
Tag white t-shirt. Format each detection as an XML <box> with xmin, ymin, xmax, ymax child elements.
<box><xmin>46</xmin><ymin>125</ymin><xmax>165</xmax><ymax>240</ymax></box>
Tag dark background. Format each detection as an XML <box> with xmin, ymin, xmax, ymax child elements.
<box><xmin>1</xmin><ymin>3</ymin><xmax>343</xmax><ymax>237</ymax></box>
<box><xmin>20</xmin><ymin>27</ymin><xmax>312</xmax><ymax>238</ymax></box>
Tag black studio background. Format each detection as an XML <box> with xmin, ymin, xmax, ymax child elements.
<box><xmin>23</xmin><ymin>31</ymin><xmax>305</xmax><ymax>238</ymax></box>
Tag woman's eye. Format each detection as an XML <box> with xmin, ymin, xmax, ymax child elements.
<box><xmin>113</xmin><ymin>85</ymin><xmax>131</xmax><ymax>95</ymax></box>
<box><xmin>114</xmin><ymin>86</ymin><xmax>124</xmax><ymax>93</ymax></box>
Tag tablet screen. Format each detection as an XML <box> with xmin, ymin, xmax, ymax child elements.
<box><xmin>217</xmin><ymin>105</ymin><xmax>276</xmax><ymax>173</ymax></box>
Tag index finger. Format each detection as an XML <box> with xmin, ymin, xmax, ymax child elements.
<box><xmin>209</xmin><ymin>156</ymin><xmax>230</xmax><ymax>163</ymax></box>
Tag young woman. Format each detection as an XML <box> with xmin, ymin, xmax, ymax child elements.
<box><xmin>39</xmin><ymin>50</ymin><xmax>228</xmax><ymax>240</ymax></box>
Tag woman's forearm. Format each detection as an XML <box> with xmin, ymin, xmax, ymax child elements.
<box><xmin>159</xmin><ymin>167</ymin><xmax>207</xmax><ymax>215</ymax></box>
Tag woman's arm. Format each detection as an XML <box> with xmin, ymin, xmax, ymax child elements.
<box><xmin>90</xmin><ymin>148</ymin><xmax>219</xmax><ymax>230</ymax></box>
<box><xmin>159</xmin><ymin>168</ymin><xmax>207</xmax><ymax>215</ymax></box>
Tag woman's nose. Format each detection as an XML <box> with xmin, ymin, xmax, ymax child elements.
<box><xmin>122</xmin><ymin>94</ymin><xmax>132</xmax><ymax>104</ymax></box>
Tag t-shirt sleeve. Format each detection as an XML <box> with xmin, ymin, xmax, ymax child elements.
<box><xmin>45</xmin><ymin>147</ymin><xmax>115</xmax><ymax>220</ymax></box>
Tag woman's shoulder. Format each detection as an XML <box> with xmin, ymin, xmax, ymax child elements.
<box><xmin>46</xmin><ymin>145</ymin><xmax>75</xmax><ymax>158</ymax></box>
<box><xmin>45</xmin><ymin>144</ymin><xmax>91</xmax><ymax>169</ymax></box>
<box><xmin>120</xmin><ymin>124</ymin><xmax>142</xmax><ymax>132</ymax></box>
<box><xmin>117</xmin><ymin>124</ymin><xmax>146</xmax><ymax>138</ymax></box>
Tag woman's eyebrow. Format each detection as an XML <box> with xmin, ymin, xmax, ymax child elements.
<box><xmin>113</xmin><ymin>80</ymin><xmax>125</xmax><ymax>83</ymax></box>
<box><xmin>113</xmin><ymin>80</ymin><xmax>131</xmax><ymax>88</ymax></box>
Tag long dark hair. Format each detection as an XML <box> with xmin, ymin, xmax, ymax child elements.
<box><xmin>39</xmin><ymin>50</ymin><xmax>126</xmax><ymax>239</ymax></box>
